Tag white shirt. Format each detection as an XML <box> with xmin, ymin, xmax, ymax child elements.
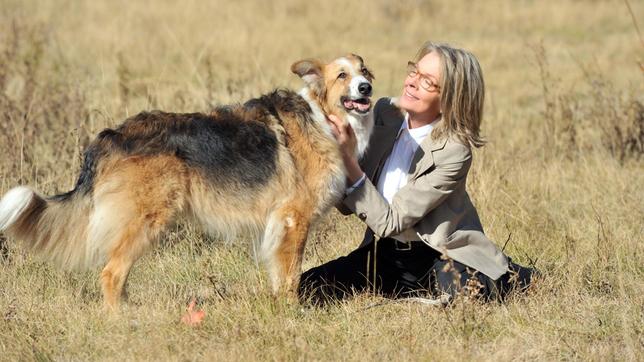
<box><xmin>376</xmin><ymin>116</ymin><xmax>434</xmax><ymax>204</ymax></box>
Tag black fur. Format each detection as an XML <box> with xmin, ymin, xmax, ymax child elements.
<box><xmin>51</xmin><ymin>90</ymin><xmax>314</xmax><ymax>202</ymax></box>
<box><xmin>50</xmin><ymin>140</ymin><xmax>106</xmax><ymax>201</ymax></box>
<box><xmin>167</xmin><ymin>111</ymin><xmax>279</xmax><ymax>187</ymax></box>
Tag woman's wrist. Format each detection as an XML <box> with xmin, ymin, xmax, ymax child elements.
<box><xmin>344</xmin><ymin>156</ymin><xmax>364</xmax><ymax>184</ymax></box>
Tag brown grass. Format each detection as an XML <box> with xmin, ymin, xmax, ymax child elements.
<box><xmin>1</xmin><ymin>0</ymin><xmax>643</xmax><ymax>360</ymax></box>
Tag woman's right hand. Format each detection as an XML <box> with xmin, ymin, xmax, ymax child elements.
<box><xmin>326</xmin><ymin>115</ymin><xmax>365</xmax><ymax>184</ymax></box>
<box><xmin>327</xmin><ymin>115</ymin><xmax>357</xmax><ymax>158</ymax></box>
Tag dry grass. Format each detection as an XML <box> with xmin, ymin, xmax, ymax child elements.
<box><xmin>0</xmin><ymin>0</ymin><xmax>643</xmax><ymax>360</ymax></box>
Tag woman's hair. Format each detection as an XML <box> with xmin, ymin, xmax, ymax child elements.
<box><xmin>414</xmin><ymin>41</ymin><xmax>486</xmax><ymax>148</ymax></box>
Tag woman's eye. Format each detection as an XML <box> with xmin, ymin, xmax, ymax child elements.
<box><xmin>338</xmin><ymin>72</ymin><xmax>347</xmax><ymax>79</ymax></box>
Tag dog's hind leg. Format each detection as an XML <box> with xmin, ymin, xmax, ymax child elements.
<box><xmin>100</xmin><ymin>218</ymin><xmax>159</xmax><ymax>310</ymax></box>
<box><xmin>94</xmin><ymin>155</ymin><xmax>186</xmax><ymax>310</ymax></box>
<box><xmin>262</xmin><ymin>201</ymin><xmax>312</xmax><ymax>295</ymax></box>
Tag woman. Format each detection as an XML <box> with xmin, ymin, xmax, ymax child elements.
<box><xmin>298</xmin><ymin>42</ymin><xmax>536</xmax><ymax>304</ymax></box>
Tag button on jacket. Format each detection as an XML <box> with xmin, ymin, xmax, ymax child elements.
<box><xmin>339</xmin><ymin>97</ymin><xmax>509</xmax><ymax>280</ymax></box>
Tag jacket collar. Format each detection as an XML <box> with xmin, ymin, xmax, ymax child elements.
<box><xmin>396</xmin><ymin>106</ymin><xmax>447</xmax><ymax>154</ymax></box>
<box><xmin>421</xmin><ymin>130</ymin><xmax>448</xmax><ymax>152</ymax></box>
<box><xmin>374</xmin><ymin>100</ymin><xmax>448</xmax><ymax>180</ymax></box>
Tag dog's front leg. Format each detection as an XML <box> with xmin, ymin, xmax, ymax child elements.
<box><xmin>262</xmin><ymin>203</ymin><xmax>312</xmax><ymax>297</ymax></box>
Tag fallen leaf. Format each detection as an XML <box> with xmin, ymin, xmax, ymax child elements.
<box><xmin>181</xmin><ymin>299</ymin><xmax>205</xmax><ymax>326</ymax></box>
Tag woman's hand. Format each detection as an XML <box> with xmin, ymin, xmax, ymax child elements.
<box><xmin>327</xmin><ymin>115</ymin><xmax>357</xmax><ymax>158</ymax></box>
<box><xmin>327</xmin><ymin>115</ymin><xmax>365</xmax><ymax>184</ymax></box>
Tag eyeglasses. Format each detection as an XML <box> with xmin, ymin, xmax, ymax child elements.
<box><xmin>406</xmin><ymin>61</ymin><xmax>440</xmax><ymax>92</ymax></box>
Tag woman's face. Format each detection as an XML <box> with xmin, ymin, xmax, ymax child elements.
<box><xmin>399</xmin><ymin>52</ymin><xmax>442</xmax><ymax>123</ymax></box>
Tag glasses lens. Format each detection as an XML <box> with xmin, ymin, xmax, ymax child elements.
<box><xmin>420</xmin><ymin>79</ymin><xmax>432</xmax><ymax>91</ymax></box>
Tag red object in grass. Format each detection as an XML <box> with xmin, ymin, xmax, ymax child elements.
<box><xmin>181</xmin><ymin>299</ymin><xmax>205</xmax><ymax>326</ymax></box>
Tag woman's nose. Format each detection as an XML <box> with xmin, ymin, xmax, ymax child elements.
<box><xmin>405</xmin><ymin>76</ymin><xmax>418</xmax><ymax>89</ymax></box>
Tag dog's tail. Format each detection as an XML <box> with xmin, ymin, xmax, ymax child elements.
<box><xmin>0</xmin><ymin>186</ymin><xmax>99</xmax><ymax>269</ymax></box>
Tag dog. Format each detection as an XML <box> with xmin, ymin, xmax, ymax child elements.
<box><xmin>0</xmin><ymin>54</ymin><xmax>374</xmax><ymax>309</ymax></box>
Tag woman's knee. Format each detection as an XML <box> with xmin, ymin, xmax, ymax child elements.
<box><xmin>430</xmin><ymin>259</ymin><xmax>500</xmax><ymax>300</ymax></box>
<box><xmin>297</xmin><ymin>247</ymin><xmax>371</xmax><ymax>304</ymax></box>
<box><xmin>431</xmin><ymin>258</ymin><xmax>538</xmax><ymax>301</ymax></box>
<box><xmin>497</xmin><ymin>261</ymin><xmax>538</xmax><ymax>297</ymax></box>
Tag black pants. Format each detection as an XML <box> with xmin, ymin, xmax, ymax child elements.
<box><xmin>298</xmin><ymin>237</ymin><xmax>535</xmax><ymax>304</ymax></box>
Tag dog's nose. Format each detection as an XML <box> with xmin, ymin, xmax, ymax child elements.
<box><xmin>358</xmin><ymin>82</ymin><xmax>372</xmax><ymax>96</ymax></box>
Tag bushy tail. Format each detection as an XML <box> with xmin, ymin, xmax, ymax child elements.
<box><xmin>0</xmin><ymin>186</ymin><xmax>95</xmax><ymax>269</ymax></box>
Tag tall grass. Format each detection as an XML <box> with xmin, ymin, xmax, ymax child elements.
<box><xmin>0</xmin><ymin>0</ymin><xmax>642</xmax><ymax>360</ymax></box>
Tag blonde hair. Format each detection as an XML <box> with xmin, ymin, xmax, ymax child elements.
<box><xmin>414</xmin><ymin>42</ymin><xmax>486</xmax><ymax>148</ymax></box>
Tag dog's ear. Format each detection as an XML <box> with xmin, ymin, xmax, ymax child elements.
<box><xmin>350</xmin><ymin>53</ymin><xmax>364</xmax><ymax>64</ymax></box>
<box><xmin>291</xmin><ymin>59</ymin><xmax>324</xmax><ymax>91</ymax></box>
<box><xmin>351</xmin><ymin>53</ymin><xmax>375</xmax><ymax>80</ymax></box>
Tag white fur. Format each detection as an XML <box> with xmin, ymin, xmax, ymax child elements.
<box><xmin>347</xmin><ymin>111</ymin><xmax>374</xmax><ymax>159</ymax></box>
<box><xmin>259</xmin><ymin>209</ymin><xmax>287</xmax><ymax>291</ymax></box>
<box><xmin>285</xmin><ymin>216</ymin><xmax>294</xmax><ymax>227</ymax></box>
<box><xmin>337</xmin><ymin>58</ymin><xmax>358</xmax><ymax>76</ymax></box>
<box><xmin>0</xmin><ymin>186</ymin><xmax>34</xmax><ymax>231</ymax></box>
<box><xmin>349</xmin><ymin>75</ymin><xmax>370</xmax><ymax>99</ymax></box>
<box><xmin>86</xmin><ymin>199</ymin><xmax>127</xmax><ymax>268</ymax></box>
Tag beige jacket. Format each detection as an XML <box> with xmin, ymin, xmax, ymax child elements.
<box><xmin>340</xmin><ymin>97</ymin><xmax>509</xmax><ymax>280</ymax></box>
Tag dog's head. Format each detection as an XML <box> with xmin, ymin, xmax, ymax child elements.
<box><xmin>291</xmin><ymin>54</ymin><xmax>375</xmax><ymax>157</ymax></box>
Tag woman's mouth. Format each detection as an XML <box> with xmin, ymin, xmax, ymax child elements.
<box><xmin>404</xmin><ymin>89</ymin><xmax>418</xmax><ymax>101</ymax></box>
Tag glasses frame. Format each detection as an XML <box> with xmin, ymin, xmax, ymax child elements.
<box><xmin>406</xmin><ymin>61</ymin><xmax>441</xmax><ymax>93</ymax></box>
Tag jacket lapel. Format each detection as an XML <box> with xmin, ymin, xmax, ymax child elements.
<box><xmin>364</xmin><ymin>115</ymin><xmax>403</xmax><ymax>181</ymax></box>
<box><xmin>408</xmin><ymin>132</ymin><xmax>448</xmax><ymax>180</ymax></box>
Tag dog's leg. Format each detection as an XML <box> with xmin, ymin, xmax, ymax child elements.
<box><xmin>100</xmin><ymin>220</ymin><xmax>150</xmax><ymax>310</ymax></box>
<box><xmin>263</xmin><ymin>203</ymin><xmax>311</xmax><ymax>296</ymax></box>
<box><xmin>101</xmin><ymin>252</ymin><xmax>135</xmax><ymax>310</ymax></box>
<box><xmin>276</xmin><ymin>211</ymin><xmax>310</xmax><ymax>295</ymax></box>
<box><xmin>94</xmin><ymin>155</ymin><xmax>184</xmax><ymax>310</ymax></box>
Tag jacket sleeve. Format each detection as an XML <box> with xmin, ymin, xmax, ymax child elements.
<box><xmin>341</xmin><ymin>142</ymin><xmax>472</xmax><ymax>238</ymax></box>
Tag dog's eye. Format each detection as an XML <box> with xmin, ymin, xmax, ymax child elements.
<box><xmin>337</xmin><ymin>72</ymin><xmax>347</xmax><ymax>79</ymax></box>
<box><xmin>361</xmin><ymin>68</ymin><xmax>370</xmax><ymax>76</ymax></box>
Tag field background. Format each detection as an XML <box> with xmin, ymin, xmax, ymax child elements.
<box><xmin>0</xmin><ymin>0</ymin><xmax>642</xmax><ymax>360</ymax></box>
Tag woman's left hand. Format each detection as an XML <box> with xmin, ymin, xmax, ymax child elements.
<box><xmin>327</xmin><ymin>115</ymin><xmax>365</xmax><ymax>184</ymax></box>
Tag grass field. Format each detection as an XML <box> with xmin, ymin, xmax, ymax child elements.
<box><xmin>0</xmin><ymin>0</ymin><xmax>643</xmax><ymax>360</ymax></box>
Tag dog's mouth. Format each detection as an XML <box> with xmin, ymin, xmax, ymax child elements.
<box><xmin>341</xmin><ymin>96</ymin><xmax>371</xmax><ymax>114</ymax></box>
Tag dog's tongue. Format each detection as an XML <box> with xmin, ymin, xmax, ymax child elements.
<box><xmin>343</xmin><ymin>99</ymin><xmax>371</xmax><ymax>112</ymax></box>
<box><xmin>355</xmin><ymin>101</ymin><xmax>370</xmax><ymax>112</ymax></box>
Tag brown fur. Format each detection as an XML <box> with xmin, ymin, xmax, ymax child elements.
<box><xmin>0</xmin><ymin>54</ymin><xmax>374</xmax><ymax>309</ymax></box>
